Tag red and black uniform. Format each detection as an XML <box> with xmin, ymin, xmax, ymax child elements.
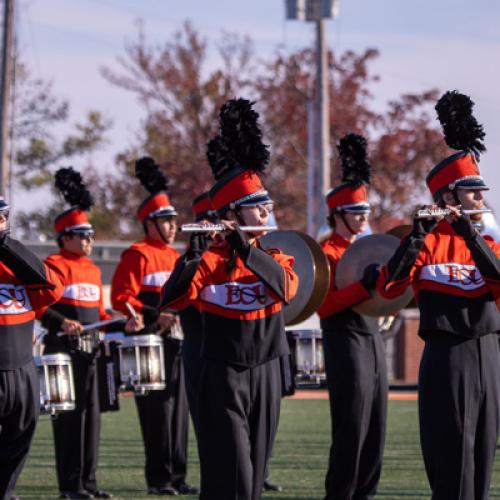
<box><xmin>378</xmin><ymin>219</ymin><xmax>500</xmax><ymax>499</ymax></box>
<box><xmin>0</xmin><ymin>235</ymin><xmax>64</xmax><ymax>499</ymax></box>
<box><xmin>111</xmin><ymin>236</ymin><xmax>190</xmax><ymax>492</ymax></box>
<box><xmin>161</xmin><ymin>236</ymin><xmax>298</xmax><ymax>500</ymax></box>
<box><xmin>318</xmin><ymin>232</ymin><xmax>387</xmax><ymax>500</ymax></box>
<box><xmin>40</xmin><ymin>249</ymin><xmax>114</xmax><ymax>495</ymax></box>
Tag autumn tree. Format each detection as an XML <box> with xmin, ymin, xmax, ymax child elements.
<box><xmin>256</xmin><ymin>48</ymin><xmax>450</xmax><ymax>231</ymax></box>
<box><xmin>99</xmin><ymin>21</ymin><xmax>256</xmax><ymax>239</ymax></box>
<box><xmin>12</xmin><ymin>63</ymin><xmax>111</xmax><ymax>239</ymax></box>
<box><xmin>102</xmin><ymin>22</ymin><xmax>450</xmax><ymax>236</ymax></box>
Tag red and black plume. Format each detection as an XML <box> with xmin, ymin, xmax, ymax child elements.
<box><xmin>435</xmin><ymin>90</ymin><xmax>486</xmax><ymax>158</ymax></box>
<box><xmin>338</xmin><ymin>133</ymin><xmax>371</xmax><ymax>187</ymax></box>
<box><xmin>54</xmin><ymin>167</ymin><xmax>93</xmax><ymax>210</ymax></box>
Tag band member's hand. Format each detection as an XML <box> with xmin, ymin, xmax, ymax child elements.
<box><xmin>361</xmin><ymin>263</ymin><xmax>380</xmax><ymax>292</ymax></box>
<box><xmin>447</xmin><ymin>205</ymin><xmax>477</xmax><ymax>240</ymax></box>
<box><xmin>157</xmin><ymin>312</ymin><xmax>177</xmax><ymax>330</ymax></box>
<box><xmin>225</xmin><ymin>224</ymin><xmax>250</xmax><ymax>257</ymax></box>
<box><xmin>124</xmin><ymin>313</ymin><xmax>144</xmax><ymax>333</ymax></box>
<box><xmin>187</xmin><ymin>232</ymin><xmax>209</xmax><ymax>258</ymax></box>
<box><xmin>62</xmin><ymin>318</ymin><xmax>84</xmax><ymax>336</ymax></box>
<box><xmin>412</xmin><ymin>205</ymin><xmax>441</xmax><ymax>235</ymax></box>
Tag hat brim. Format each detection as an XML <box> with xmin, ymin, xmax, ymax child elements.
<box><xmin>149</xmin><ymin>209</ymin><xmax>178</xmax><ymax>218</ymax></box>
<box><xmin>339</xmin><ymin>203</ymin><xmax>371</xmax><ymax>214</ymax></box>
<box><xmin>61</xmin><ymin>224</ymin><xmax>94</xmax><ymax>236</ymax></box>
<box><xmin>456</xmin><ymin>178</ymin><xmax>489</xmax><ymax>190</ymax></box>
<box><xmin>237</xmin><ymin>193</ymin><xmax>273</xmax><ymax>207</ymax></box>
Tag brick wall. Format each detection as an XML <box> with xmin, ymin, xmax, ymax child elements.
<box><xmin>394</xmin><ymin>309</ymin><xmax>424</xmax><ymax>384</ymax></box>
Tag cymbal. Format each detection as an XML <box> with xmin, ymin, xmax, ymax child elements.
<box><xmin>335</xmin><ymin>234</ymin><xmax>414</xmax><ymax>316</ymax></box>
<box><xmin>261</xmin><ymin>230</ymin><xmax>330</xmax><ymax>326</ymax></box>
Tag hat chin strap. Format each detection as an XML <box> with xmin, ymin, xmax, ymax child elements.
<box><xmin>235</xmin><ymin>208</ymin><xmax>260</xmax><ymax>238</ymax></box>
<box><xmin>152</xmin><ymin>217</ymin><xmax>169</xmax><ymax>245</ymax></box>
<box><xmin>340</xmin><ymin>211</ymin><xmax>357</xmax><ymax>236</ymax></box>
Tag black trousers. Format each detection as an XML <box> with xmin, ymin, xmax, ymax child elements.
<box><xmin>419</xmin><ymin>331</ymin><xmax>500</xmax><ymax>500</ymax></box>
<box><xmin>0</xmin><ymin>360</ymin><xmax>39</xmax><ymax>500</ymax></box>
<box><xmin>323</xmin><ymin>330</ymin><xmax>388</xmax><ymax>500</ymax></box>
<box><xmin>198</xmin><ymin>358</ymin><xmax>281</xmax><ymax>500</ymax></box>
<box><xmin>48</xmin><ymin>349</ymin><xmax>100</xmax><ymax>493</ymax></box>
<box><xmin>182</xmin><ymin>331</ymin><xmax>203</xmax><ymax>436</ymax></box>
<box><xmin>135</xmin><ymin>338</ymin><xmax>189</xmax><ymax>489</ymax></box>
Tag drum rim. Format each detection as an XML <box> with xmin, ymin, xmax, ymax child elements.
<box><xmin>119</xmin><ymin>334</ymin><xmax>164</xmax><ymax>347</ymax></box>
<box><xmin>35</xmin><ymin>353</ymin><xmax>72</xmax><ymax>364</ymax></box>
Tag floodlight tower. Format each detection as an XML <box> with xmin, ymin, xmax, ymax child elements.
<box><xmin>285</xmin><ymin>0</ymin><xmax>338</xmax><ymax>237</ymax></box>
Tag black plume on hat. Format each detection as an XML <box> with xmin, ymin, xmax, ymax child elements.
<box><xmin>338</xmin><ymin>133</ymin><xmax>371</xmax><ymax>187</ymax></box>
<box><xmin>435</xmin><ymin>90</ymin><xmax>486</xmax><ymax>158</ymax></box>
<box><xmin>206</xmin><ymin>136</ymin><xmax>231</xmax><ymax>180</ymax></box>
<box><xmin>54</xmin><ymin>167</ymin><xmax>93</xmax><ymax>210</ymax></box>
<box><xmin>207</xmin><ymin>98</ymin><xmax>270</xmax><ymax>180</ymax></box>
<box><xmin>135</xmin><ymin>156</ymin><xmax>170</xmax><ymax>194</ymax></box>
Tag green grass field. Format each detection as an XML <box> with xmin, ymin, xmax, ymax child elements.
<box><xmin>15</xmin><ymin>397</ymin><xmax>500</xmax><ymax>499</ymax></box>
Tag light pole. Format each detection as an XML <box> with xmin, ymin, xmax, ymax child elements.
<box><xmin>0</xmin><ymin>0</ymin><xmax>13</xmax><ymax>199</ymax></box>
<box><xmin>285</xmin><ymin>0</ymin><xmax>338</xmax><ymax>237</ymax></box>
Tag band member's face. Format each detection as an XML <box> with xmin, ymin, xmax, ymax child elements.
<box><xmin>239</xmin><ymin>202</ymin><xmax>273</xmax><ymax>236</ymax></box>
<box><xmin>148</xmin><ymin>216</ymin><xmax>177</xmax><ymax>244</ymax></box>
<box><xmin>457</xmin><ymin>189</ymin><xmax>486</xmax><ymax>221</ymax></box>
<box><xmin>343</xmin><ymin>212</ymin><xmax>370</xmax><ymax>234</ymax></box>
<box><xmin>0</xmin><ymin>212</ymin><xmax>8</xmax><ymax>232</ymax></box>
<box><xmin>63</xmin><ymin>233</ymin><xmax>94</xmax><ymax>257</ymax></box>
<box><xmin>443</xmin><ymin>189</ymin><xmax>486</xmax><ymax>221</ymax></box>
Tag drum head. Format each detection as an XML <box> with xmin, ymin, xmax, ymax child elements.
<box><xmin>261</xmin><ymin>230</ymin><xmax>330</xmax><ymax>326</ymax></box>
<box><xmin>335</xmin><ymin>234</ymin><xmax>414</xmax><ymax>316</ymax></box>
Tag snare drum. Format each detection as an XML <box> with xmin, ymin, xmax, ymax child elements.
<box><xmin>286</xmin><ymin>329</ymin><xmax>326</xmax><ymax>387</ymax></box>
<box><xmin>35</xmin><ymin>353</ymin><xmax>76</xmax><ymax>416</ymax></box>
<box><xmin>118</xmin><ymin>335</ymin><xmax>166</xmax><ymax>395</ymax></box>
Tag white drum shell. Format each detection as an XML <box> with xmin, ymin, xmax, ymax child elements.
<box><xmin>287</xmin><ymin>329</ymin><xmax>325</xmax><ymax>387</ymax></box>
<box><xmin>35</xmin><ymin>353</ymin><xmax>76</xmax><ymax>415</ymax></box>
<box><xmin>118</xmin><ymin>335</ymin><xmax>166</xmax><ymax>393</ymax></box>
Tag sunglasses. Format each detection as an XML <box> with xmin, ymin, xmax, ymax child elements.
<box><xmin>73</xmin><ymin>231</ymin><xmax>95</xmax><ymax>241</ymax></box>
<box><xmin>240</xmin><ymin>202</ymin><xmax>274</xmax><ymax>212</ymax></box>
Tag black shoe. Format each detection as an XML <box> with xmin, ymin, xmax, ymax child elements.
<box><xmin>263</xmin><ymin>480</ymin><xmax>283</xmax><ymax>492</ymax></box>
<box><xmin>59</xmin><ymin>492</ymin><xmax>93</xmax><ymax>499</ymax></box>
<box><xmin>147</xmin><ymin>486</ymin><xmax>178</xmax><ymax>496</ymax></box>
<box><xmin>86</xmin><ymin>491</ymin><xmax>112</xmax><ymax>499</ymax></box>
<box><xmin>175</xmin><ymin>483</ymin><xmax>200</xmax><ymax>495</ymax></box>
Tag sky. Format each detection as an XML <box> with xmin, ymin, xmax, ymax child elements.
<box><xmin>13</xmin><ymin>0</ymin><xmax>500</xmax><ymax>219</ymax></box>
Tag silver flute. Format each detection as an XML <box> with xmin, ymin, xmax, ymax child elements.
<box><xmin>415</xmin><ymin>208</ymin><xmax>492</xmax><ymax>219</ymax></box>
<box><xmin>181</xmin><ymin>223</ymin><xmax>278</xmax><ymax>233</ymax></box>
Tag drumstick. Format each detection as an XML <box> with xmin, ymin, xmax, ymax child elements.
<box><xmin>125</xmin><ymin>302</ymin><xmax>139</xmax><ymax>322</ymax></box>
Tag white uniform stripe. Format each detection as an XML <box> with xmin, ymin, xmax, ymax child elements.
<box><xmin>142</xmin><ymin>271</ymin><xmax>172</xmax><ymax>288</ymax></box>
<box><xmin>420</xmin><ymin>263</ymin><xmax>485</xmax><ymax>291</ymax></box>
<box><xmin>0</xmin><ymin>284</ymin><xmax>32</xmax><ymax>314</ymax></box>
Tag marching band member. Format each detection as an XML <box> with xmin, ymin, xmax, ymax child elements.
<box><xmin>161</xmin><ymin>98</ymin><xmax>298</xmax><ymax>500</ymax></box>
<box><xmin>111</xmin><ymin>158</ymin><xmax>197</xmax><ymax>496</ymax></box>
<box><xmin>40</xmin><ymin>168</ymin><xmax>141</xmax><ymax>499</ymax></box>
<box><xmin>317</xmin><ymin>134</ymin><xmax>388</xmax><ymax>500</ymax></box>
<box><xmin>377</xmin><ymin>91</ymin><xmax>500</xmax><ymax>499</ymax></box>
<box><xmin>0</xmin><ymin>197</ymin><xmax>65</xmax><ymax>500</ymax></box>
